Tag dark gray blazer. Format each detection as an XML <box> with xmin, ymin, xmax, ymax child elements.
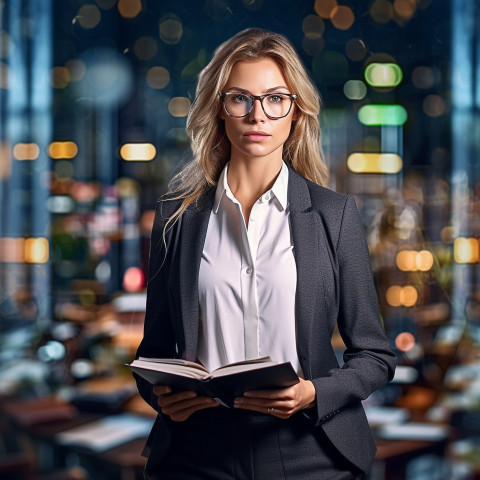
<box><xmin>135</xmin><ymin>167</ymin><xmax>397</xmax><ymax>474</ymax></box>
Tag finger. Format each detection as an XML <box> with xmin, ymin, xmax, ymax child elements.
<box><xmin>243</xmin><ymin>387</ymin><xmax>294</xmax><ymax>399</ymax></box>
<box><xmin>169</xmin><ymin>398</ymin><xmax>220</xmax><ymax>422</ymax></box>
<box><xmin>162</xmin><ymin>396</ymin><xmax>217</xmax><ymax>416</ymax></box>
<box><xmin>153</xmin><ymin>385</ymin><xmax>172</xmax><ymax>396</ymax></box>
<box><xmin>157</xmin><ymin>391</ymin><xmax>197</xmax><ymax>409</ymax></box>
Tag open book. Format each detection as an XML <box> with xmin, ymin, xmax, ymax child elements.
<box><xmin>128</xmin><ymin>356</ymin><xmax>299</xmax><ymax>407</ymax></box>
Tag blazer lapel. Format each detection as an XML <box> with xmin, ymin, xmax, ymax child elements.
<box><xmin>178</xmin><ymin>189</ymin><xmax>214</xmax><ymax>361</ymax></box>
<box><xmin>288</xmin><ymin>169</ymin><xmax>325</xmax><ymax>379</ymax></box>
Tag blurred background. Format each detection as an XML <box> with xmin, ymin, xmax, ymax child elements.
<box><xmin>0</xmin><ymin>0</ymin><xmax>479</xmax><ymax>479</ymax></box>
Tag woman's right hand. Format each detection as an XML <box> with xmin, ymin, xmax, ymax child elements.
<box><xmin>153</xmin><ymin>385</ymin><xmax>219</xmax><ymax>421</ymax></box>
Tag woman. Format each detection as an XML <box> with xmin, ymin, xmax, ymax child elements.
<box><xmin>135</xmin><ymin>28</ymin><xmax>396</xmax><ymax>480</ymax></box>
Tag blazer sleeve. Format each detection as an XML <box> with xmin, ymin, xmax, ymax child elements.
<box><xmin>134</xmin><ymin>200</ymin><xmax>177</xmax><ymax>413</ymax></box>
<box><xmin>310</xmin><ymin>194</ymin><xmax>397</xmax><ymax>425</ymax></box>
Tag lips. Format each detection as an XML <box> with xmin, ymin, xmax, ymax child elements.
<box><xmin>244</xmin><ymin>131</ymin><xmax>271</xmax><ymax>142</ymax></box>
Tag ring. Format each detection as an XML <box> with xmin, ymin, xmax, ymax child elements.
<box><xmin>268</xmin><ymin>407</ymin><xmax>274</xmax><ymax>413</ymax></box>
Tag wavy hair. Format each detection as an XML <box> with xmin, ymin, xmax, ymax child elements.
<box><xmin>164</xmin><ymin>28</ymin><xmax>328</xmax><ymax>229</ymax></box>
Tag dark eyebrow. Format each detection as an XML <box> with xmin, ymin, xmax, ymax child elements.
<box><xmin>224</xmin><ymin>86</ymin><xmax>290</xmax><ymax>94</ymax></box>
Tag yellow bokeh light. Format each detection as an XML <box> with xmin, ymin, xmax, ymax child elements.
<box><xmin>48</xmin><ymin>141</ymin><xmax>78</xmax><ymax>159</ymax></box>
<box><xmin>25</xmin><ymin>238</ymin><xmax>49</xmax><ymax>264</ymax></box>
<box><xmin>454</xmin><ymin>237</ymin><xmax>480</xmax><ymax>263</ymax></box>
<box><xmin>159</xmin><ymin>14</ymin><xmax>183</xmax><ymax>45</ymax></box>
<box><xmin>146</xmin><ymin>66</ymin><xmax>170</xmax><ymax>89</ymax></box>
<box><xmin>314</xmin><ymin>0</ymin><xmax>337</xmax><ymax>18</ymax></box>
<box><xmin>13</xmin><ymin>143</ymin><xmax>39</xmax><ymax>161</ymax></box>
<box><xmin>51</xmin><ymin>66</ymin><xmax>70</xmax><ymax>89</ymax></box>
<box><xmin>402</xmin><ymin>286</ymin><xmax>418</xmax><ymax>307</ymax></box>
<box><xmin>168</xmin><ymin>97</ymin><xmax>191</xmax><ymax>117</ymax></box>
<box><xmin>386</xmin><ymin>285</ymin><xmax>403</xmax><ymax>307</ymax></box>
<box><xmin>118</xmin><ymin>0</ymin><xmax>142</xmax><ymax>19</ymax></box>
<box><xmin>330</xmin><ymin>6</ymin><xmax>355</xmax><ymax>30</ymax></box>
<box><xmin>120</xmin><ymin>143</ymin><xmax>156</xmax><ymax>161</ymax></box>
<box><xmin>397</xmin><ymin>250</ymin><xmax>433</xmax><ymax>271</ymax></box>
<box><xmin>347</xmin><ymin>153</ymin><xmax>403</xmax><ymax>174</ymax></box>
<box><xmin>386</xmin><ymin>285</ymin><xmax>418</xmax><ymax>307</ymax></box>
<box><xmin>393</xmin><ymin>0</ymin><xmax>416</xmax><ymax>19</ymax></box>
<box><xmin>77</xmin><ymin>4</ymin><xmax>101</xmax><ymax>29</ymax></box>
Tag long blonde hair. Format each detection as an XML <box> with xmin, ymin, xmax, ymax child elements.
<box><xmin>165</xmin><ymin>28</ymin><xmax>328</xmax><ymax>228</ymax></box>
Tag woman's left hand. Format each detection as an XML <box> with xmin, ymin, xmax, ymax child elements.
<box><xmin>233</xmin><ymin>378</ymin><xmax>316</xmax><ymax>418</ymax></box>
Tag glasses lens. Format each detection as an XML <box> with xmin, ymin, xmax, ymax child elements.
<box><xmin>223</xmin><ymin>93</ymin><xmax>293</xmax><ymax>118</ymax></box>
<box><xmin>224</xmin><ymin>94</ymin><xmax>253</xmax><ymax>117</ymax></box>
<box><xmin>263</xmin><ymin>94</ymin><xmax>292</xmax><ymax>118</ymax></box>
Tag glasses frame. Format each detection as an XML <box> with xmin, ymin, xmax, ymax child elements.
<box><xmin>219</xmin><ymin>92</ymin><xmax>298</xmax><ymax>119</ymax></box>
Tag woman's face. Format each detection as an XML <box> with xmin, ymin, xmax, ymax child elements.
<box><xmin>220</xmin><ymin>58</ymin><xmax>296</xmax><ymax>164</ymax></box>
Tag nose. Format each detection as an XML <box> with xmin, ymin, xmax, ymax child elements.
<box><xmin>248</xmin><ymin>98</ymin><xmax>266</xmax><ymax>122</ymax></box>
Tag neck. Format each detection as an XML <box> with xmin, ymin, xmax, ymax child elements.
<box><xmin>227</xmin><ymin>156</ymin><xmax>283</xmax><ymax>208</ymax></box>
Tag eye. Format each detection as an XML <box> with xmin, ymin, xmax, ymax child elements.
<box><xmin>268</xmin><ymin>94</ymin><xmax>286</xmax><ymax>103</ymax></box>
<box><xmin>232</xmin><ymin>94</ymin><xmax>249</xmax><ymax>103</ymax></box>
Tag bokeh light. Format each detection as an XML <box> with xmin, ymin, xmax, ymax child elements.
<box><xmin>48</xmin><ymin>141</ymin><xmax>78</xmax><ymax>159</ymax></box>
<box><xmin>412</xmin><ymin>66</ymin><xmax>435</xmax><ymax>89</ymax></box>
<box><xmin>77</xmin><ymin>4</ymin><xmax>101</xmax><ymax>29</ymax></box>
<box><xmin>386</xmin><ymin>285</ymin><xmax>418</xmax><ymax>307</ymax></box>
<box><xmin>370</xmin><ymin>0</ymin><xmax>393</xmax><ymax>24</ymax></box>
<box><xmin>423</xmin><ymin>95</ymin><xmax>446</xmax><ymax>117</ymax></box>
<box><xmin>313</xmin><ymin>51</ymin><xmax>349</xmax><ymax>86</ymax></box>
<box><xmin>0</xmin><ymin>62</ymin><xmax>9</xmax><ymax>89</ymax></box>
<box><xmin>51</xmin><ymin>66</ymin><xmax>70</xmax><ymax>89</ymax></box>
<box><xmin>330</xmin><ymin>6</ymin><xmax>355</xmax><ymax>30</ymax></box>
<box><xmin>66</xmin><ymin>59</ymin><xmax>86</xmax><ymax>82</ymax></box>
<box><xmin>364</xmin><ymin>63</ymin><xmax>403</xmax><ymax>87</ymax></box>
<box><xmin>13</xmin><ymin>143</ymin><xmax>40</xmax><ymax>161</ymax></box>
<box><xmin>25</xmin><ymin>238</ymin><xmax>50</xmax><ymax>264</ymax></box>
<box><xmin>396</xmin><ymin>250</ymin><xmax>434</xmax><ymax>271</ymax></box>
<box><xmin>395</xmin><ymin>332</ymin><xmax>416</xmax><ymax>352</ymax></box>
<box><xmin>159</xmin><ymin>13</ymin><xmax>183</xmax><ymax>45</ymax></box>
<box><xmin>314</xmin><ymin>0</ymin><xmax>337</xmax><ymax>18</ymax></box>
<box><xmin>393</xmin><ymin>0</ymin><xmax>417</xmax><ymax>20</ymax></box>
<box><xmin>168</xmin><ymin>97</ymin><xmax>191</xmax><ymax>117</ymax></box>
<box><xmin>343</xmin><ymin>80</ymin><xmax>367</xmax><ymax>100</ymax></box>
<box><xmin>146</xmin><ymin>66</ymin><xmax>170</xmax><ymax>89</ymax></box>
<box><xmin>120</xmin><ymin>143</ymin><xmax>156</xmax><ymax>161</ymax></box>
<box><xmin>117</xmin><ymin>0</ymin><xmax>142</xmax><ymax>19</ymax></box>
<box><xmin>454</xmin><ymin>238</ymin><xmax>480</xmax><ymax>263</ymax></box>
<box><xmin>345</xmin><ymin>38</ymin><xmax>368</xmax><ymax>61</ymax></box>
<box><xmin>302</xmin><ymin>15</ymin><xmax>325</xmax><ymax>39</ymax></box>
<box><xmin>123</xmin><ymin>266</ymin><xmax>145</xmax><ymax>292</ymax></box>
<box><xmin>347</xmin><ymin>153</ymin><xmax>403</xmax><ymax>174</ymax></box>
<box><xmin>358</xmin><ymin>104</ymin><xmax>408</xmax><ymax>126</ymax></box>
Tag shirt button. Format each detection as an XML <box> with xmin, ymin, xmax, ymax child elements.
<box><xmin>263</xmin><ymin>193</ymin><xmax>271</xmax><ymax>201</ymax></box>
<box><xmin>245</xmin><ymin>266</ymin><xmax>253</xmax><ymax>275</ymax></box>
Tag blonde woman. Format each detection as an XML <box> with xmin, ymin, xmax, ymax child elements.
<box><xmin>135</xmin><ymin>28</ymin><xmax>396</xmax><ymax>480</ymax></box>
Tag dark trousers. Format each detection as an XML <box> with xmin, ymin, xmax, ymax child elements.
<box><xmin>145</xmin><ymin>407</ymin><xmax>364</xmax><ymax>480</ymax></box>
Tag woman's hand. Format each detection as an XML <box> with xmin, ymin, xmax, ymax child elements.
<box><xmin>233</xmin><ymin>378</ymin><xmax>316</xmax><ymax>419</ymax></box>
<box><xmin>153</xmin><ymin>386</ymin><xmax>219</xmax><ymax>421</ymax></box>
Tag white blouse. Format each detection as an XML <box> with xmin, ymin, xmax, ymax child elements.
<box><xmin>197</xmin><ymin>161</ymin><xmax>302</xmax><ymax>376</ymax></box>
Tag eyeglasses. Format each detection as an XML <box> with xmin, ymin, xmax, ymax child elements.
<box><xmin>219</xmin><ymin>92</ymin><xmax>297</xmax><ymax>119</ymax></box>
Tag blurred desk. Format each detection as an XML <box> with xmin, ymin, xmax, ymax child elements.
<box><xmin>0</xmin><ymin>397</ymin><xmax>148</xmax><ymax>480</ymax></box>
<box><xmin>374</xmin><ymin>437</ymin><xmax>449</xmax><ymax>480</ymax></box>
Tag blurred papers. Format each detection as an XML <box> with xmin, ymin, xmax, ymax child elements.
<box><xmin>365</xmin><ymin>406</ymin><xmax>410</xmax><ymax>428</ymax></box>
<box><xmin>56</xmin><ymin>413</ymin><xmax>154</xmax><ymax>452</ymax></box>
<box><xmin>376</xmin><ymin>422</ymin><xmax>450</xmax><ymax>441</ymax></box>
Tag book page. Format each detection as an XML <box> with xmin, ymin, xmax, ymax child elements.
<box><xmin>138</xmin><ymin>357</ymin><xmax>209</xmax><ymax>372</ymax></box>
<box><xmin>130</xmin><ymin>359</ymin><xmax>210</xmax><ymax>380</ymax></box>
<box><xmin>212</xmin><ymin>360</ymin><xmax>280</xmax><ymax>378</ymax></box>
